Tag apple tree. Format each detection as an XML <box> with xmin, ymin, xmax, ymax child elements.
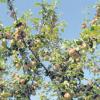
<box><xmin>0</xmin><ymin>0</ymin><xmax>100</xmax><ymax>100</ymax></box>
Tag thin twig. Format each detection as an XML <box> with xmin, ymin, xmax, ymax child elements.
<box><xmin>7</xmin><ymin>0</ymin><xmax>17</xmax><ymax>21</ymax></box>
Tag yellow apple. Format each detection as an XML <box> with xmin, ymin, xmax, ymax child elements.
<box><xmin>80</xmin><ymin>42</ymin><xmax>88</xmax><ymax>49</ymax></box>
<box><xmin>10</xmin><ymin>39</ymin><xmax>15</xmax><ymax>47</ymax></box>
<box><xmin>31</xmin><ymin>61</ymin><xmax>37</xmax><ymax>66</ymax></box>
<box><xmin>34</xmin><ymin>39</ymin><xmax>41</xmax><ymax>44</ymax></box>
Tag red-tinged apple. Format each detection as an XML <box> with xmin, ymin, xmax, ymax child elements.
<box><xmin>64</xmin><ymin>92</ymin><xmax>72</xmax><ymax>100</ymax></box>
<box><xmin>5</xmin><ymin>32</ymin><xmax>11</xmax><ymax>39</ymax></box>
<box><xmin>19</xmin><ymin>79</ymin><xmax>26</xmax><ymax>85</ymax></box>
<box><xmin>81</xmin><ymin>22</ymin><xmax>87</xmax><ymax>29</ymax></box>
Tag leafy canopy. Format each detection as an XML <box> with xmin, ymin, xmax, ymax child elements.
<box><xmin>0</xmin><ymin>0</ymin><xmax>100</xmax><ymax>100</ymax></box>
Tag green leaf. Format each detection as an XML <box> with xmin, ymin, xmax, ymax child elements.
<box><xmin>93</xmin><ymin>86</ymin><xmax>100</xmax><ymax>94</ymax></box>
<box><xmin>34</xmin><ymin>2</ymin><xmax>41</xmax><ymax>7</ymax></box>
<box><xmin>0</xmin><ymin>0</ymin><xmax>6</xmax><ymax>3</ymax></box>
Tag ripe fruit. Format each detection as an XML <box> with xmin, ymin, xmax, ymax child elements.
<box><xmin>34</xmin><ymin>82</ymin><xmax>38</xmax><ymax>87</ymax></box>
<box><xmin>81</xmin><ymin>22</ymin><xmax>87</xmax><ymax>29</ymax></box>
<box><xmin>31</xmin><ymin>61</ymin><xmax>37</xmax><ymax>66</ymax></box>
<box><xmin>44</xmin><ymin>82</ymin><xmax>48</xmax><ymax>88</ymax></box>
<box><xmin>10</xmin><ymin>39</ymin><xmax>15</xmax><ymax>47</ymax></box>
<box><xmin>43</xmin><ymin>54</ymin><xmax>49</xmax><ymax>61</ymax></box>
<box><xmin>90</xmin><ymin>17</ymin><xmax>98</xmax><ymax>25</ymax></box>
<box><xmin>68</xmin><ymin>48</ymin><xmax>80</xmax><ymax>59</ymax></box>
<box><xmin>19</xmin><ymin>79</ymin><xmax>26</xmax><ymax>85</ymax></box>
<box><xmin>53</xmin><ymin>64</ymin><xmax>60</xmax><ymax>70</ymax></box>
<box><xmin>32</xmin><ymin>85</ymin><xmax>36</xmax><ymax>90</ymax></box>
<box><xmin>5</xmin><ymin>32</ymin><xmax>11</xmax><ymax>39</ymax></box>
<box><xmin>15</xmin><ymin>63</ymin><xmax>20</xmax><ymax>69</ymax></box>
<box><xmin>14</xmin><ymin>28</ymin><xmax>26</xmax><ymax>40</ymax></box>
<box><xmin>34</xmin><ymin>39</ymin><xmax>41</xmax><ymax>44</ymax></box>
<box><xmin>63</xmin><ymin>81</ymin><xmax>69</xmax><ymax>86</ymax></box>
<box><xmin>17</xmin><ymin>40</ymin><xmax>24</xmax><ymax>48</ymax></box>
<box><xmin>80</xmin><ymin>42</ymin><xmax>88</xmax><ymax>49</ymax></box>
<box><xmin>64</xmin><ymin>92</ymin><xmax>71</xmax><ymax>100</ymax></box>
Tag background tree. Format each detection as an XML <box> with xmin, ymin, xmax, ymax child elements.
<box><xmin>0</xmin><ymin>0</ymin><xmax>100</xmax><ymax>100</ymax></box>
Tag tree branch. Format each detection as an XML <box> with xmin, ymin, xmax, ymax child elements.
<box><xmin>7</xmin><ymin>0</ymin><xmax>17</xmax><ymax>21</ymax></box>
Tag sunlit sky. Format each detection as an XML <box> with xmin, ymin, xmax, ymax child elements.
<box><xmin>0</xmin><ymin>0</ymin><xmax>98</xmax><ymax>100</ymax></box>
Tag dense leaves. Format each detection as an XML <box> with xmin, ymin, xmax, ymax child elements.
<box><xmin>0</xmin><ymin>0</ymin><xmax>100</xmax><ymax>100</ymax></box>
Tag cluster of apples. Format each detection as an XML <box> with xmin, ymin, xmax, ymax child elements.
<box><xmin>0</xmin><ymin>30</ymin><xmax>11</xmax><ymax>40</ymax></box>
<box><xmin>24</xmin><ymin>59</ymin><xmax>37</xmax><ymax>71</ymax></box>
<box><xmin>12</xmin><ymin>73</ymin><xmax>29</xmax><ymax>85</ymax></box>
<box><xmin>81</xmin><ymin>4</ymin><xmax>100</xmax><ymax>44</ymax></box>
<box><xmin>82</xmin><ymin>5</ymin><xmax>100</xmax><ymax>29</ymax></box>
<box><xmin>31</xmin><ymin>82</ymin><xmax>39</xmax><ymax>91</ymax></box>
<box><xmin>27</xmin><ymin>35</ymin><xmax>44</xmax><ymax>51</ymax></box>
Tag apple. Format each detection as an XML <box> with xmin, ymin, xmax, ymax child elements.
<box><xmin>15</xmin><ymin>63</ymin><xmax>20</xmax><ymax>69</ymax></box>
<box><xmin>12</xmin><ymin>73</ymin><xmax>17</xmax><ymax>77</ymax></box>
<box><xmin>24</xmin><ymin>63</ymin><xmax>32</xmax><ymax>70</ymax></box>
<box><xmin>10</xmin><ymin>39</ymin><xmax>15</xmax><ymax>47</ymax></box>
<box><xmin>13</xmin><ymin>74</ymin><xmax>20</xmax><ymax>80</ymax></box>
<box><xmin>68</xmin><ymin>48</ymin><xmax>76</xmax><ymax>55</ymax></box>
<box><xmin>81</xmin><ymin>22</ymin><xmax>87</xmax><ymax>29</ymax></box>
<box><xmin>80</xmin><ymin>42</ymin><xmax>88</xmax><ymax>49</ymax></box>
<box><xmin>90</xmin><ymin>17</ymin><xmax>98</xmax><ymax>25</ymax></box>
<box><xmin>5</xmin><ymin>32</ymin><xmax>11</xmax><ymax>39</ymax></box>
<box><xmin>34</xmin><ymin>39</ymin><xmax>41</xmax><ymax>44</ymax></box>
<box><xmin>17</xmin><ymin>40</ymin><xmax>24</xmax><ymax>48</ymax></box>
<box><xmin>31</xmin><ymin>61</ymin><xmax>37</xmax><ymax>66</ymax></box>
<box><xmin>32</xmin><ymin>85</ymin><xmax>36</xmax><ymax>90</ymax></box>
<box><xmin>63</xmin><ymin>81</ymin><xmax>69</xmax><ymax>86</ymax></box>
<box><xmin>53</xmin><ymin>64</ymin><xmax>60</xmax><ymax>70</ymax></box>
<box><xmin>19</xmin><ymin>79</ymin><xmax>26</xmax><ymax>85</ymax></box>
<box><xmin>44</xmin><ymin>82</ymin><xmax>48</xmax><ymax>88</ymax></box>
<box><xmin>68</xmin><ymin>48</ymin><xmax>80</xmax><ymax>59</ymax></box>
<box><xmin>15</xmin><ymin>90</ymin><xmax>19</xmax><ymax>94</ymax></box>
<box><xmin>14</xmin><ymin>29</ymin><xmax>20</xmax><ymax>40</ymax></box>
<box><xmin>64</xmin><ymin>92</ymin><xmax>72</xmax><ymax>100</ymax></box>
<box><xmin>43</xmin><ymin>54</ymin><xmax>49</xmax><ymax>61</ymax></box>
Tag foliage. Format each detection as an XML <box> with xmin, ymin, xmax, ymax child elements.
<box><xmin>0</xmin><ymin>0</ymin><xmax>100</xmax><ymax>100</ymax></box>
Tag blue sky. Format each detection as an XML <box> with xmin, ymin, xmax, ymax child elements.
<box><xmin>0</xmin><ymin>0</ymin><xmax>97</xmax><ymax>39</ymax></box>
<box><xmin>0</xmin><ymin>0</ymin><xmax>98</xmax><ymax>100</ymax></box>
